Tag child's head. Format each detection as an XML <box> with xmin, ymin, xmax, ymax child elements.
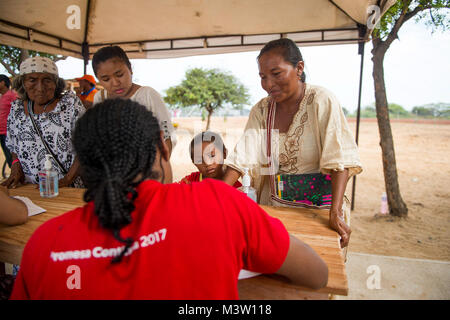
<box><xmin>189</xmin><ymin>131</ymin><xmax>227</xmax><ymax>179</ymax></box>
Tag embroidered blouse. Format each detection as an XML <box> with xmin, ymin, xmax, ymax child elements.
<box><xmin>225</xmin><ymin>83</ymin><xmax>362</xmax><ymax>205</ymax></box>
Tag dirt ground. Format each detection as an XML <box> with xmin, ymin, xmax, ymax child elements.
<box><xmin>170</xmin><ymin>116</ymin><xmax>450</xmax><ymax>262</ymax></box>
<box><xmin>1</xmin><ymin>117</ymin><xmax>449</xmax><ymax>261</ymax></box>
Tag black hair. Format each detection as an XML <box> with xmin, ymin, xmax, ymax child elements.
<box><xmin>0</xmin><ymin>74</ymin><xmax>11</xmax><ymax>88</ymax></box>
<box><xmin>257</xmin><ymin>38</ymin><xmax>306</xmax><ymax>82</ymax></box>
<box><xmin>189</xmin><ymin>131</ymin><xmax>226</xmax><ymax>164</ymax></box>
<box><xmin>73</xmin><ymin>98</ymin><xmax>162</xmax><ymax>263</ymax></box>
<box><xmin>92</xmin><ymin>46</ymin><xmax>132</xmax><ymax>77</ymax></box>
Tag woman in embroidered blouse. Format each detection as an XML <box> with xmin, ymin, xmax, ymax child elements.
<box><xmin>223</xmin><ymin>38</ymin><xmax>362</xmax><ymax>248</ymax></box>
<box><xmin>1</xmin><ymin>57</ymin><xmax>84</xmax><ymax>189</ymax></box>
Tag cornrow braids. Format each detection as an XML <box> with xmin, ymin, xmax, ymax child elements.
<box><xmin>73</xmin><ymin>98</ymin><xmax>162</xmax><ymax>263</ymax></box>
<box><xmin>257</xmin><ymin>38</ymin><xmax>307</xmax><ymax>82</ymax></box>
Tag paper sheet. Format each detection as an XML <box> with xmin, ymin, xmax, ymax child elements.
<box><xmin>13</xmin><ymin>196</ymin><xmax>46</xmax><ymax>217</ymax></box>
<box><xmin>238</xmin><ymin>269</ymin><xmax>261</xmax><ymax>280</ymax></box>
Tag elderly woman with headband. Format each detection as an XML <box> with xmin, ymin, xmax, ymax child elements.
<box><xmin>1</xmin><ymin>56</ymin><xmax>84</xmax><ymax>188</ymax></box>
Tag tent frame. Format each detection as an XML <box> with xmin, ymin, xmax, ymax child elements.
<box><xmin>0</xmin><ymin>16</ymin><xmax>363</xmax><ymax>72</ymax></box>
<box><xmin>0</xmin><ymin>0</ymin><xmax>370</xmax><ymax>210</ymax></box>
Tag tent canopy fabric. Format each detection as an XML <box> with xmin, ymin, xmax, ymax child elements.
<box><xmin>0</xmin><ymin>0</ymin><xmax>395</xmax><ymax>60</ymax></box>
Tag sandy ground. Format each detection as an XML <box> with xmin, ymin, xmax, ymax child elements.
<box><xmin>170</xmin><ymin>116</ymin><xmax>450</xmax><ymax>262</ymax></box>
<box><xmin>2</xmin><ymin>117</ymin><xmax>449</xmax><ymax>261</ymax></box>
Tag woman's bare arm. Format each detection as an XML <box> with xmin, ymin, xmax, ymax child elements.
<box><xmin>275</xmin><ymin>235</ymin><xmax>328</xmax><ymax>289</ymax></box>
<box><xmin>222</xmin><ymin>166</ymin><xmax>241</xmax><ymax>186</ymax></box>
<box><xmin>329</xmin><ymin>169</ymin><xmax>351</xmax><ymax>248</ymax></box>
<box><xmin>0</xmin><ymin>187</ymin><xmax>28</xmax><ymax>225</ymax></box>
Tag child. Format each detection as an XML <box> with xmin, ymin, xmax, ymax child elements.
<box><xmin>180</xmin><ymin>131</ymin><xmax>241</xmax><ymax>188</ymax></box>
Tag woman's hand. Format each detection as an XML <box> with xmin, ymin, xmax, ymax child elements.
<box><xmin>57</xmin><ymin>156</ymin><xmax>81</xmax><ymax>188</ymax></box>
<box><xmin>329</xmin><ymin>208</ymin><xmax>351</xmax><ymax>248</ymax></box>
<box><xmin>1</xmin><ymin>162</ymin><xmax>25</xmax><ymax>189</ymax></box>
<box><xmin>58</xmin><ymin>176</ymin><xmax>72</xmax><ymax>188</ymax></box>
<box><xmin>329</xmin><ymin>169</ymin><xmax>350</xmax><ymax>248</ymax></box>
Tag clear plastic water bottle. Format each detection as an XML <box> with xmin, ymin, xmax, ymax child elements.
<box><xmin>380</xmin><ymin>192</ymin><xmax>388</xmax><ymax>214</ymax></box>
<box><xmin>39</xmin><ymin>154</ymin><xmax>59</xmax><ymax>198</ymax></box>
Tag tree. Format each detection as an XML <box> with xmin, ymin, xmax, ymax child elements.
<box><xmin>0</xmin><ymin>45</ymin><xmax>66</xmax><ymax>76</ymax></box>
<box><xmin>164</xmin><ymin>68</ymin><xmax>250</xmax><ymax>130</ymax></box>
<box><xmin>371</xmin><ymin>0</ymin><xmax>449</xmax><ymax>217</ymax></box>
<box><xmin>388</xmin><ymin>103</ymin><xmax>410</xmax><ymax>118</ymax></box>
<box><xmin>412</xmin><ymin>103</ymin><xmax>450</xmax><ymax>118</ymax></box>
<box><xmin>412</xmin><ymin>105</ymin><xmax>434</xmax><ymax>117</ymax></box>
<box><xmin>361</xmin><ymin>105</ymin><xmax>377</xmax><ymax>118</ymax></box>
<box><xmin>428</xmin><ymin>102</ymin><xmax>450</xmax><ymax>117</ymax></box>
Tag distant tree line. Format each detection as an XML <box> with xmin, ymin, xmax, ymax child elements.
<box><xmin>343</xmin><ymin>102</ymin><xmax>450</xmax><ymax>119</ymax></box>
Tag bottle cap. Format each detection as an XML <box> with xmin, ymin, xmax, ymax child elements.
<box><xmin>44</xmin><ymin>154</ymin><xmax>52</xmax><ymax>170</ymax></box>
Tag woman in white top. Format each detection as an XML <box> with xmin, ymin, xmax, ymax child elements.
<box><xmin>92</xmin><ymin>46</ymin><xmax>176</xmax><ymax>153</ymax></box>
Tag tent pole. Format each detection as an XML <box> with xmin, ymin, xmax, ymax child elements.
<box><xmin>82</xmin><ymin>0</ymin><xmax>91</xmax><ymax>74</ymax></box>
<box><xmin>351</xmin><ymin>40</ymin><xmax>365</xmax><ymax>211</ymax></box>
<box><xmin>82</xmin><ymin>42</ymin><xmax>89</xmax><ymax>75</ymax></box>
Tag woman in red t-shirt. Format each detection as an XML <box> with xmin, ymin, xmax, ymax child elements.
<box><xmin>11</xmin><ymin>99</ymin><xmax>327</xmax><ymax>300</ymax></box>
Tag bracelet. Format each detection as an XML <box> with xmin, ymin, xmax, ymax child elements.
<box><xmin>12</xmin><ymin>159</ymin><xmax>20</xmax><ymax>165</ymax></box>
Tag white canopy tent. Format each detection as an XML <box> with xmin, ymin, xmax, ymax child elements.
<box><xmin>0</xmin><ymin>0</ymin><xmax>396</xmax><ymax>209</ymax></box>
<box><xmin>0</xmin><ymin>0</ymin><xmax>394</xmax><ymax>61</ymax></box>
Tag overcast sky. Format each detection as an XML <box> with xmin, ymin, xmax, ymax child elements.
<box><xmin>2</xmin><ymin>20</ymin><xmax>449</xmax><ymax>112</ymax></box>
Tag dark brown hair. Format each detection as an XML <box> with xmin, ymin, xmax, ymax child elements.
<box><xmin>92</xmin><ymin>46</ymin><xmax>132</xmax><ymax>76</ymax></box>
<box><xmin>258</xmin><ymin>38</ymin><xmax>306</xmax><ymax>82</ymax></box>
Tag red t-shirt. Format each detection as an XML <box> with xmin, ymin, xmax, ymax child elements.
<box><xmin>0</xmin><ymin>90</ymin><xmax>18</xmax><ymax>135</ymax></box>
<box><xmin>180</xmin><ymin>172</ymin><xmax>242</xmax><ymax>188</ymax></box>
<box><xmin>11</xmin><ymin>179</ymin><xmax>289</xmax><ymax>300</ymax></box>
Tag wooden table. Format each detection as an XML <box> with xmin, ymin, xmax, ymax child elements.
<box><xmin>0</xmin><ymin>185</ymin><xmax>85</xmax><ymax>266</ymax></box>
<box><xmin>239</xmin><ymin>205</ymin><xmax>348</xmax><ymax>299</ymax></box>
<box><xmin>0</xmin><ymin>184</ymin><xmax>348</xmax><ymax>299</ymax></box>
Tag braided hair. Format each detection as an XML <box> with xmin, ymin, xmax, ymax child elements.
<box><xmin>257</xmin><ymin>38</ymin><xmax>307</xmax><ymax>82</ymax></box>
<box><xmin>73</xmin><ymin>98</ymin><xmax>162</xmax><ymax>263</ymax></box>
